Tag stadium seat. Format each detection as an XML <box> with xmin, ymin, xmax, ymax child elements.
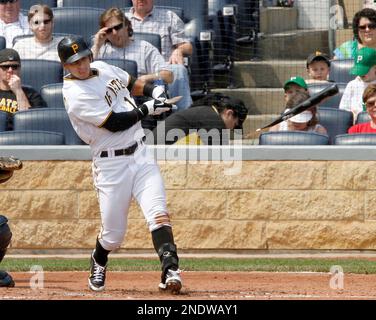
<box><xmin>329</xmin><ymin>59</ymin><xmax>356</xmax><ymax>84</ymax></box>
<box><xmin>13</xmin><ymin>108</ymin><xmax>85</xmax><ymax>145</ymax></box>
<box><xmin>97</xmin><ymin>59</ymin><xmax>138</xmax><ymax>78</ymax></box>
<box><xmin>308</xmin><ymin>83</ymin><xmax>346</xmax><ymax>108</ymax></box>
<box><xmin>13</xmin><ymin>33</ymin><xmax>80</xmax><ymax>47</ymax></box>
<box><xmin>0</xmin><ymin>130</ymin><xmax>64</xmax><ymax>145</ymax></box>
<box><xmin>0</xmin><ymin>111</ymin><xmax>7</xmax><ymax>132</ymax></box>
<box><xmin>356</xmin><ymin>111</ymin><xmax>371</xmax><ymax>124</ymax></box>
<box><xmin>40</xmin><ymin>83</ymin><xmax>64</xmax><ymax>109</ymax></box>
<box><xmin>151</xmin><ymin>0</ymin><xmax>208</xmax><ymax>30</ymax></box>
<box><xmin>334</xmin><ymin>133</ymin><xmax>376</xmax><ymax>145</ymax></box>
<box><xmin>21</xmin><ymin>0</ymin><xmax>57</xmax><ymax>10</ymax></box>
<box><xmin>0</xmin><ymin>36</ymin><xmax>6</xmax><ymax>50</ymax></box>
<box><xmin>62</xmin><ymin>0</ymin><xmax>132</xmax><ymax>8</ymax></box>
<box><xmin>89</xmin><ymin>32</ymin><xmax>161</xmax><ymax>54</ymax></box>
<box><xmin>124</xmin><ymin>6</ymin><xmax>183</xmax><ymax>20</ymax></box>
<box><xmin>20</xmin><ymin>60</ymin><xmax>63</xmax><ymax>92</ymax></box>
<box><xmin>208</xmin><ymin>0</ymin><xmax>237</xmax><ymax>85</ymax></box>
<box><xmin>52</xmin><ymin>7</ymin><xmax>103</xmax><ymax>45</ymax></box>
<box><xmin>209</xmin><ymin>0</ymin><xmax>234</xmax><ymax>16</ymax></box>
<box><xmin>317</xmin><ymin>107</ymin><xmax>354</xmax><ymax>144</ymax></box>
<box><xmin>259</xmin><ymin>131</ymin><xmax>329</xmax><ymax>145</ymax></box>
<box><xmin>133</xmin><ymin>32</ymin><xmax>162</xmax><ymax>53</ymax></box>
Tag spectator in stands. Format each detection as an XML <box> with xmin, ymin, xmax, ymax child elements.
<box><xmin>305</xmin><ymin>51</ymin><xmax>331</xmax><ymax>84</ymax></box>
<box><xmin>283</xmin><ymin>76</ymin><xmax>308</xmax><ymax>104</ymax></box>
<box><xmin>333</xmin><ymin>8</ymin><xmax>376</xmax><ymax>60</ymax></box>
<box><xmin>13</xmin><ymin>4</ymin><xmax>62</xmax><ymax>61</ymax></box>
<box><xmin>125</xmin><ymin>0</ymin><xmax>193</xmax><ymax>110</ymax></box>
<box><xmin>92</xmin><ymin>7</ymin><xmax>173</xmax><ymax>85</ymax></box>
<box><xmin>339</xmin><ymin>47</ymin><xmax>376</xmax><ymax>119</ymax></box>
<box><xmin>149</xmin><ymin>94</ymin><xmax>248</xmax><ymax>145</ymax></box>
<box><xmin>0</xmin><ymin>0</ymin><xmax>31</xmax><ymax>48</ymax></box>
<box><xmin>348</xmin><ymin>83</ymin><xmax>376</xmax><ymax>133</ymax></box>
<box><xmin>0</xmin><ymin>48</ymin><xmax>46</xmax><ymax>129</ymax></box>
<box><xmin>364</xmin><ymin>0</ymin><xmax>376</xmax><ymax>10</ymax></box>
<box><xmin>269</xmin><ymin>90</ymin><xmax>327</xmax><ymax>135</ymax></box>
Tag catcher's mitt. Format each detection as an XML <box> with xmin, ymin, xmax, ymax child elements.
<box><xmin>0</xmin><ymin>156</ymin><xmax>22</xmax><ymax>184</ymax></box>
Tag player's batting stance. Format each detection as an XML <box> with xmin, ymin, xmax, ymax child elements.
<box><xmin>58</xmin><ymin>36</ymin><xmax>182</xmax><ymax>294</ymax></box>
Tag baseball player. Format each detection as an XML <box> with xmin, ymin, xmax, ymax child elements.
<box><xmin>58</xmin><ymin>36</ymin><xmax>182</xmax><ymax>294</ymax></box>
<box><xmin>0</xmin><ymin>216</ymin><xmax>13</xmax><ymax>288</ymax></box>
<box><xmin>0</xmin><ymin>156</ymin><xmax>23</xmax><ymax>288</ymax></box>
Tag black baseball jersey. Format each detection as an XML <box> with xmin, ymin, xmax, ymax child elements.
<box><xmin>0</xmin><ymin>86</ymin><xmax>47</xmax><ymax>130</ymax></box>
<box><xmin>151</xmin><ymin>105</ymin><xmax>228</xmax><ymax>145</ymax></box>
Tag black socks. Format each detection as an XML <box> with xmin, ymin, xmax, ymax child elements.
<box><xmin>93</xmin><ymin>238</ymin><xmax>110</xmax><ymax>267</ymax></box>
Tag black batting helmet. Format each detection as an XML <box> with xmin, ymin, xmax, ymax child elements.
<box><xmin>57</xmin><ymin>36</ymin><xmax>92</xmax><ymax>64</ymax></box>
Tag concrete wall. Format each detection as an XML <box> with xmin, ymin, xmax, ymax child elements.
<box><xmin>1</xmin><ymin>146</ymin><xmax>376</xmax><ymax>252</ymax></box>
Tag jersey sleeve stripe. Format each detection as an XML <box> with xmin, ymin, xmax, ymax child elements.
<box><xmin>98</xmin><ymin>110</ymin><xmax>113</xmax><ymax>128</ymax></box>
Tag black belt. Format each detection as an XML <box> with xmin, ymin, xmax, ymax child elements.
<box><xmin>100</xmin><ymin>142</ymin><xmax>139</xmax><ymax>158</ymax></box>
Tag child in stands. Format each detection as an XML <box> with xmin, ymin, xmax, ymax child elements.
<box><xmin>305</xmin><ymin>51</ymin><xmax>331</xmax><ymax>84</ymax></box>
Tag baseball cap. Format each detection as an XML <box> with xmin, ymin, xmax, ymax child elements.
<box><xmin>0</xmin><ymin>49</ymin><xmax>20</xmax><ymax>64</ymax></box>
<box><xmin>286</xmin><ymin>109</ymin><xmax>313</xmax><ymax>123</ymax></box>
<box><xmin>351</xmin><ymin>47</ymin><xmax>376</xmax><ymax>76</ymax></box>
<box><xmin>306</xmin><ymin>51</ymin><xmax>331</xmax><ymax>68</ymax></box>
<box><xmin>283</xmin><ymin>76</ymin><xmax>308</xmax><ymax>90</ymax></box>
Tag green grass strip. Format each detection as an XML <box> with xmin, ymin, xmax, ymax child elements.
<box><xmin>1</xmin><ymin>258</ymin><xmax>376</xmax><ymax>274</ymax></box>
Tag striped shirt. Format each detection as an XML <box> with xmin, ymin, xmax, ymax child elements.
<box><xmin>125</xmin><ymin>7</ymin><xmax>191</xmax><ymax>62</ymax></box>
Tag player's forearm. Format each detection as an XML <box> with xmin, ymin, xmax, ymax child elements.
<box><xmin>130</xmin><ymin>78</ymin><xmax>145</xmax><ymax>96</ymax></box>
<box><xmin>102</xmin><ymin>108</ymin><xmax>148</xmax><ymax>132</ymax></box>
<box><xmin>131</xmin><ymin>80</ymin><xmax>167</xmax><ymax>101</ymax></box>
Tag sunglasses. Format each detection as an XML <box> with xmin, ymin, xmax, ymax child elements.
<box><xmin>0</xmin><ymin>64</ymin><xmax>20</xmax><ymax>70</ymax></box>
<box><xmin>105</xmin><ymin>23</ymin><xmax>124</xmax><ymax>34</ymax></box>
<box><xmin>366</xmin><ymin>100</ymin><xmax>376</xmax><ymax>108</ymax></box>
<box><xmin>32</xmin><ymin>19</ymin><xmax>52</xmax><ymax>26</ymax></box>
<box><xmin>0</xmin><ymin>0</ymin><xmax>18</xmax><ymax>4</ymax></box>
<box><xmin>359</xmin><ymin>23</ymin><xmax>376</xmax><ymax>30</ymax></box>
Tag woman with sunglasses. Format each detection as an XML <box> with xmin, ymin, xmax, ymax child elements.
<box><xmin>12</xmin><ymin>4</ymin><xmax>62</xmax><ymax>61</ymax></box>
<box><xmin>348</xmin><ymin>83</ymin><xmax>376</xmax><ymax>133</ymax></box>
<box><xmin>334</xmin><ymin>8</ymin><xmax>376</xmax><ymax>60</ymax></box>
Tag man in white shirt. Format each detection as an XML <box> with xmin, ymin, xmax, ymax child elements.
<box><xmin>0</xmin><ymin>0</ymin><xmax>31</xmax><ymax>48</ymax></box>
<box><xmin>339</xmin><ymin>47</ymin><xmax>376</xmax><ymax>120</ymax></box>
<box><xmin>126</xmin><ymin>0</ymin><xmax>193</xmax><ymax>110</ymax></box>
<box><xmin>92</xmin><ymin>8</ymin><xmax>173</xmax><ymax>85</ymax></box>
<box><xmin>13</xmin><ymin>4</ymin><xmax>62</xmax><ymax>61</ymax></box>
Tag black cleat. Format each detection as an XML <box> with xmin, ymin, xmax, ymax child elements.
<box><xmin>0</xmin><ymin>270</ymin><xmax>15</xmax><ymax>287</ymax></box>
<box><xmin>88</xmin><ymin>252</ymin><xmax>107</xmax><ymax>292</ymax></box>
<box><xmin>159</xmin><ymin>269</ymin><xmax>182</xmax><ymax>294</ymax></box>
